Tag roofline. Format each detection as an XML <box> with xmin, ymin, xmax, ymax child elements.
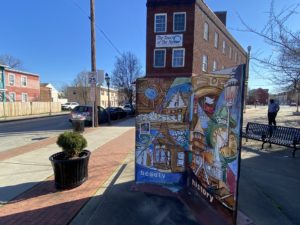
<box><xmin>196</xmin><ymin>0</ymin><xmax>247</xmax><ymax>56</ymax></box>
<box><xmin>0</xmin><ymin>64</ymin><xmax>39</xmax><ymax>77</ymax></box>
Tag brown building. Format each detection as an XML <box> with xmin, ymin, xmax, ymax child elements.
<box><xmin>146</xmin><ymin>0</ymin><xmax>247</xmax><ymax>78</ymax></box>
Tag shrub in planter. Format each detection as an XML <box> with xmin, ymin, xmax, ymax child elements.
<box><xmin>49</xmin><ymin>132</ymin><xmax>91</xmax><ymax>189</ymax></box>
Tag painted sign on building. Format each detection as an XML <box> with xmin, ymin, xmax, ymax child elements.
<box><xmin>156</xmin><ymin>34</ymin><xmax>183</xmax><ymax>48</ymax></box>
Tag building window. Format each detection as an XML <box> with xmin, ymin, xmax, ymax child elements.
<box><xmin>172</xmin><ymin>48</ymin><xmax>185</xmax><ymax>67</ymax></box>
<box><xmin>155</xmin><ymin>13</ymin><xmax>167</xmax><ymax>33</ymax></box>
<box><xmin>101</xmin><ymin>90</ymin><xmax>105</xmax><ymax>95</ymax></box>
<box><xmin>21</xmin><ymin>76</ymin><xmax>27</xmax><ymax>87</ymax></box>
<box><xmin>203</xmin><ymin>22</ymin><xmax>209</xmax><ymax>41</ymax></box>
<box><xmin>229</xmin><ymin>47</ymin><xmax>232</xmax><ymax>59</ymax></box>
<box><xmin>202</xmin><ymin>55</ymin><xmax>208</xmax><ymax>72</ymax></box>
<box><xmin>154</xmin><ymin>49</ymin><xmax>166</xmax><ymax>68</ymax></box>
<box><xmin>9</xmin><ymin>73</ymin><xmax>15</xmax><ymax>86</ymax></box>
<box><xmin>234</xmin><ymin>51</ymin><xmax>238</xmax><ymax>63</ymax></box>
<box><xmin>9</xmin><ymin>92</ymin><xmax>16</xmax><ymax>102</ymax></box>
<box><xmin>213</xmin><ymin>60</ymin><xmax>217</xmax><ymax>71</ymax></box>
<box><xmin>21</xmin><ymin>93</ymin><xmax>28</xmax><ymax>102</ymax></box>
<box><xmin>214</xmin><ymin>32</ymin><xmax>219</xmax><ymax>48</ymax></box>
<box><xmin>173</xmin><ymin>12</ymin><xmax>186</xmax><ymax>32</ymax></box>
<box><xmin>222</xmin><ymin>40</ymin><xmax>226</xmax><ymax>54</ymax></box>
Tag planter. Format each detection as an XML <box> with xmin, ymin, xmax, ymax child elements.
<box><xmin>49</xmin><ymin>150</ymin><xmax>91</xmax><ymax>189</ymax></box>
<box><xmin>72</xmin><ymin>119</ymin><xmax>85</xmax><ymax>133</ymax></box>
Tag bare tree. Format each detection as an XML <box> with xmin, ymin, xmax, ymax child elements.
<box><xmin>72</xmin><ymin>71</ymin><xmax>90</xmax><ymax>105</ymax></box>
<box><xmin>239</xmin><ymin>0</ymin><xmax>300</xmax><ymax>111</ymax></box>
<box><xmin>111</xmin><ymin>52</ymin><xmax>142</xmax><ymax>105</ymax></box>
<box><xmin>0</xmin><ymin>54</ymin><xmax>23</xmax><ymax>69</ymax></box>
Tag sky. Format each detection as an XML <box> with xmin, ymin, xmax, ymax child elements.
<box><xmin>0</xmin><ymin>0</ymin><xmax>299</xmax><ymax>93</ymax></box>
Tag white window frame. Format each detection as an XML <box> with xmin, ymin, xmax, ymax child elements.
<box><xmin>213</xmin><ymin>60</ymin><xmax>217</xmax><ymax>71</ymax></box>
<box><xmin>21</xmin><ymin>93</ymin><xmax>28</xmax><ymax>102</ymax></box>
<box><xmin>8</xmin><ymin>73</ymin><xmax>15</xmax><ymax>86</ymax></box>
<box><xmin>229</xmin><ymin>47</ymin><xmax>232</xmax><ymax>59</ymax></box>
<box><xmin>202</xmin><ymin>55</ymin><xmax>208</xmax><ymax>72</ymax></box>
<box><xmin>154</xmin><ymin>13</ymin><xmax>167</xmax><ymax>33</ymax></box>
<box><xmin>214</xmin><ymin>32</ymin><xmax>219</xmax><ymax>48</ymax></box>
<box><xmin>21</xmin><ymin>76</ymin><xmax>27</xmax><ymax>87</ymax></box>
<box><xmin>154</xmin><ymin>49</ymin><xmax>166</xmax><ymax>68</ymax></box>
<box><xmin>173</xmin><ymin>12</ymin><xmax>186</xmax><ymax>32</ymax></box>
<box><xmin>172</xmin><ymin>48</ymin><xmax>185</xmax><ymax>68</ymax></box>
<box><xmin>9</xmin><ymin>92</ymin><xmax>16</xmax><ymax>102</ymax></box>
<box><xmin>203</xmin><ymin>22</ymin><xmax>209</xmax><ymax>41</ymax></box>
<box><xmin>234</xmin><ymin>51</ymin><xmax>238</xmax><ymax>63</ymax></box>
<box><xmin>222</xmin><ymin>40</ymin><xmax>226</xmax><ymax>54</ymax></box>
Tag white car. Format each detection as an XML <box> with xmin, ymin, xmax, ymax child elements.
<box><xmin>62</xmin><ymin>102</ymin><xmax>79</xmax><ymax>110</ymax></box>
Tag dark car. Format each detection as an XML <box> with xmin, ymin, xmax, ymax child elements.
<box><xmin>122</xmin><ymin>104</ymin><xmax>135</xmax><ymax>116</ymax></box>
<box><xmin>69</xmin><ymin>105</ymin><xmax>109</xmax><ymax>125</ymax></box>
<box><xmin>106</xmin><ymin>107</ymin><xmax>127</xmax><ymax>120</ymax></box>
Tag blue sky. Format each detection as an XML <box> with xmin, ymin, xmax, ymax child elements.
<box><xmin>0</xmin><ymin>0</ymin><xmax>299</xmax><ymax>93</ymax></box>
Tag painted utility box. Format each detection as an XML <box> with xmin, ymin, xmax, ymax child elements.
<box><xmin>135</xmin><ymin>65</ymin><xmax>245</xmax><ymax>225</ymax></box>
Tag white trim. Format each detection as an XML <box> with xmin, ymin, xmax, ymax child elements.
<box><xmin>153</xmin><ymin>49</ymin><xmax>166</xmax><ymax>68</ymax></box>
<box><xmin>213</xmin><ymin>60</ymin><xmax>217</xmax><ymax>71</ymax></box>
<box><xmin>202</xmin><ymin>55</ymin><xmax>208</xmax><ymax>72</ymax></box>
<box><xmin>172</xmin><ymin>48</ymin><xmax>185</xmax><ymax>68</ymax></box>
<box><xmin>173</xmin><ymin>12</ymin><xmax>186</xmax><ymax>32</ymax></box>
<box><xmin>229</xmin><ymin>46</ymin><xmax>232</xmax><ymax>59</ymax></box>
<box><xmin>9</xmin><ymin>92</ymin><xmax>16</xmax><ymax>102</ymax></box>
<box><xmin>8</xmin><ymin>73</ymin><xmax>15</xmax><ymax>86</ymax></box>
<box><xmin>203</xmin><ymin>22</ymin><xmax>209</xmax><ymax>41</ymax></box>
<box><xmin>21</xmin><ymin>75</ymin><xmax>28</xmax><ymax>87</ymax></box>
<box><xmin>154</xmin><ymin>13</ymin><xmax>167</xmax><ymax>33</ymax></box>
<box><xmin>214</xmin><ymin>32</ymin><xmax>219</xmax><ymax>48</ymax></box>
<box><xmin>222</xmin><ymin>40</ymin><xmax>226</xmax><ymax>54</ymax></box>
<box><xmin>21</xmin><ymin>92</ymin><xmax>28</xmax><ymax>102</ymax></box>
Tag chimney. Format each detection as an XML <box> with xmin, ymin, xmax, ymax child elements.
<box><xmin>214</xmin><ymin>11</ymin><xmax>227</xmax><ymax>26</ymax></box>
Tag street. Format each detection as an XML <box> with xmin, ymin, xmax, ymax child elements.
<box><xmin>0</xmin><ymin>115</ymin><xmax>71</xmax><ymax>152</ymax></box>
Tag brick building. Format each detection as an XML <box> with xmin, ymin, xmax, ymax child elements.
<box><xmin>146</xmin><ymin>0</ymin><xmax>247</xmax><ymax>78</ymax></box>
<box><xmin>0</xmin><ymin>64</ymin><xmax>40</xmax><ymax>102</ymax></box>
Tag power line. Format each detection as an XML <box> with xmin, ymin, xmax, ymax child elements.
<box><xmin>69</xmin><ymin>0</ymin><xmax>122</xmax><ymax>56</ymax></box>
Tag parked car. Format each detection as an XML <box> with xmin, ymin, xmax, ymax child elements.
<box><xmin>122</xmin><ymin>104</ymin><xmax>135</xmax><ymax>115</ymax></box>
<box><xmin>106</xmin><ymin>107</ymin><xmax>127</xmax><ymax>120</ymax></box>
<box><xmin>290</xmin><ymin>102</ymin><xmax>297</xmax><ymax>106</ymax></box>
<box><xmin>62</xmin><ymin>102</ymin><xmax>79</xmax><ymax>110</ymax></box>
<box><xmin>69</xmin><ymin>105</ymin><xmax>109</xmax><ymax>125</ymax></box>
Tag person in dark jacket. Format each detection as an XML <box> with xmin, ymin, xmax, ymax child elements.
<box><xmin>268</xmin><ymin>99</ymin><xmax>280</xmax><ymax>126</ymax></box>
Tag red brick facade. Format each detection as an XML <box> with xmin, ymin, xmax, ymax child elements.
<box><xmin>5</xmin><ymin>68</ymin><xmax>40</xmax><ymax>102</ymax></box>
<box><xmin>146</xmin><ymin>0</ymin><xmax>247</xmax><ymax>77</ymax></box>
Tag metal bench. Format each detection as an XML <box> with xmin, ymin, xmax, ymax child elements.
<box><xmin>242</xmin><ymin>122</ymin><xmax>300</xmax><ymax>157</ymax></box>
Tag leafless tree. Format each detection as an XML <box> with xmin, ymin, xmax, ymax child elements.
<box><xmin>111</xmin><ymin>52</ymin><xmax>142</xmax><ymax>105</ymax></box>
<box><xmin>71</xmin><ymin>70</ymin><xmax>90</xmax><ymax>105</ymax></box>
<box><xmin>239</xmin><ymin>0</ymin><xmax>300</xmax><ymax>111</ymax></box>
<box><xmin>0</xmin><ymin>54</ymin><xmax>23</xmax><ymax>69</ymax></box>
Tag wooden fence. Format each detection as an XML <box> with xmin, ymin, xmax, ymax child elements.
<box><xmin>0</xmin><ymin>102</ymin><xmax>61</xmax><ymax>118</ymax></box>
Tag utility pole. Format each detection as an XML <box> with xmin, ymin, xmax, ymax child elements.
<box><xmin>90</xmin><ymin>0</ymin><xmax>98</xmax><ymax>127</ymax></box>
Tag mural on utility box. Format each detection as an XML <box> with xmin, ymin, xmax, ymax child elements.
<box><xmin>190</xmin><ymin>67</ymin><xmax>244</xmax><ymax>220</ymax></box>
<box><xmin>135</xmin><ymin>65</ymin><xmax>245</xmax><ymax>225</ymax></box>
<box><xmin>135</xmin><ymin>77</ymin><xmax>192</xmax><ymax>186</ymax></box>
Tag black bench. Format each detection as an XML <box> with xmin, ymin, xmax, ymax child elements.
<box><xmin>242</xmin><ymin>122</ymin><xmax>300</xmax><ymax>157</ymax></box>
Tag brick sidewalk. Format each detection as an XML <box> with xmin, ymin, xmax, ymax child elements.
<box><xmin>0</xmin><ymin>128</ymin><xmax>135</xmax><ymax>225</ymax></box>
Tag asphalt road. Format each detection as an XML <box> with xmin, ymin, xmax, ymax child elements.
<box><xmin>0</xmin><ymin>115</ymin><xmax>72</xmax><ymax>152</ymax></box>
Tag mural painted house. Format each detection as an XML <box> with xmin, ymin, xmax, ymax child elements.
<box><xmin>0</xmin><ymin>64</ymin><xmax>40</xmax><ymax>102</ymax></box>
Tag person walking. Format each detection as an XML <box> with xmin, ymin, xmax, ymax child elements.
<box><xmin>268</xmin><ymin>99</ymin><xmax>280</xmax><ymax>126</ymax></box>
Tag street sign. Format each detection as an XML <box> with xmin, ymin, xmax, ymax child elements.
<box><xmin>88</xmin><ymin>72</ymin><xmax>97</xmax><ymax>84</ymax></box>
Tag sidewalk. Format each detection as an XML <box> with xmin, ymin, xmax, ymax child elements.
<box><xmin>0</xmin><ymin>114</ymin><xmax>300</xmax><ymax>225</ymax></box>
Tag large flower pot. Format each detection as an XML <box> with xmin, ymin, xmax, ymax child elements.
<box><xmin>49</xmin><ymin>150</ymin><xmax>91</xmax><ymax>190</ymax></box>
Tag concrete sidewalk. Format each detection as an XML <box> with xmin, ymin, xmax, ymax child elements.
<box><xmin>0</xmin><ymin>115</ymin><xmax>300</xmax><ymax>225</ymax></box>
